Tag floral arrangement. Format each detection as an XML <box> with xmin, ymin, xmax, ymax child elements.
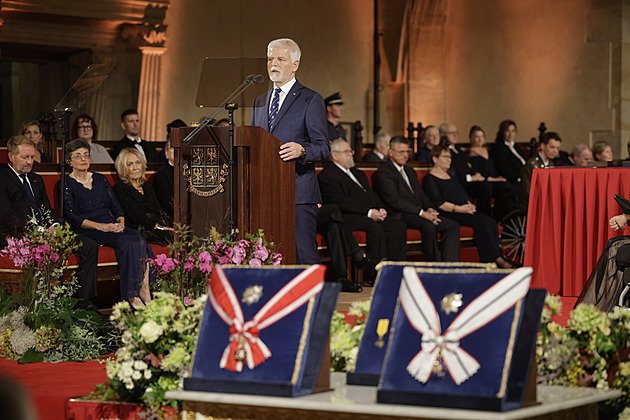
<box><xmin>95</xmin><ymin>293</ymin><xmax>206</xmax><ymax>412</ymax></box>
<box><xmin>0</xmin><ymin>216</ymin><xmax>106</xmax><ymax>363</ymax></box>
<box><xmin>151</xmin><ymin>225</ymin><xmax>282</xmax><ymax>300</ymax></box>
<box><xmin>1</xmin><ymin>218</ymin><xmax>79</xmax><ymax>308</ymax></box>
<box><xmin>329</xmin><ymin>300</ymin><xmax>371</xmax><ymax>372</ymax></box>
<box><xmin>537</xmin><ymin>295</ymin><xmax>629</xmax><ymax>419</ymax></box>
<box><xmin>0</xmin><ymin>277</ymin><xmax>107</xmax><ymax>363</ymax></box>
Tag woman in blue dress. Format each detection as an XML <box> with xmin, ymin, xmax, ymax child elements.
<box><xmin>62</xmin><ymin>139</ymin><xmax>154</xmax><ymax>309</ymax></box>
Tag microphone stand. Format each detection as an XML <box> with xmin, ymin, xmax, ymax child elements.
<box><xmin>225</xmin><ymin>102</ymin><xmax>238</xmax><ymax>231</ymax></box>
<box><xmin>182</xmin><ymin>75</ymin><xmax>262</xmax><ymax>145</ymax></box>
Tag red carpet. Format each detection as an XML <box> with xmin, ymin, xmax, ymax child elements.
<box><xmin>0</xmin><ymin>358</ymin><xmax>107</xmax><ymax>420</ymax></box>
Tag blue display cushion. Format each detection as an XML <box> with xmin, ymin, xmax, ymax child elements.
<box><xmin>377</xmin><ymin>267</ymin><xmax>544</xmax><ymax>411</ymax></box>
<box><xmin>185</xmin><ymin>265</ymin><xmax>340</xmax><ymax>397</ymax></box>
<box><xmin>349</xmin><ymin>262</ymin><xmax>505</xmax><ymax>386</ymax></box>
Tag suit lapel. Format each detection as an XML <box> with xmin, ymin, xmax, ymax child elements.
<box><xmin>271</xmin><ymin>80</ymin><xmax>302</xmax><ymax>133</ymax></box>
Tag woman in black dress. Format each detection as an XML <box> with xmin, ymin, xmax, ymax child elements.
<box><xmin>423</xmin><ymin>145</ymin><xmax>514</xmax><ymax>268</ymax></box>
<box><xmin>114</xmin><ymin>148</ymin><xmax>173</xmax><ymax>246</ymax></box>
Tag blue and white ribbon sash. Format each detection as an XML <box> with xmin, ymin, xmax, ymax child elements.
<box><xmin>399</xmin><ymin>266</ymin><xmax>532</xmax><ymax>385</ymax></box>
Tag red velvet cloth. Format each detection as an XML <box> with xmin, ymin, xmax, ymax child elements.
<box><xmin>0</xmin><ymin>358</ymin><xmax>107</xmax><ymax>420</ymax></box>
<box><xmin>524</xmin><ymin>167</ymin><xmax>630</xmax><ymax>296</ymax></box>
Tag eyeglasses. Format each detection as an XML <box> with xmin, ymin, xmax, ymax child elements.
<box><xmin>336</xmin><ymin>149</ymin><xmax>355</xmax><ymax>155</ymax></box>
<box><xmin>78</xmin><ymin>125</ymin><xmax>93</xmax><ymax>130</ymax></box>
<box><xmin>71</xmin><ymin>152</ymin><xmax>91</xmax><ymax>160</ymax></box>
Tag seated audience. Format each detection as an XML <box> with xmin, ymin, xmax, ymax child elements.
<box><xmin>114</xmin><ymin>148</ymin><xmax>173</xmax><ymax>246</ymax></box>
<box><xmin>468</xmin><ymin>125</ymin><xmax>518</xmax><ymax>220</ymax></box>
<box><xmin>489</xmin><ymin>119</ymin><xmax>526</xmax><ymax>185</ymax></box>
<box><xmin>71</xmin><ymin>114</ymin><xmax>114</xmax><ymax>164</ymax></box>
<box><xmin>441</xmin><ymin>122</ymin><xmax>493</xmax><ymax>218</ymax></box>
<box><xmin>20</xmin><ymin>120</ymin><xmax>52</xmax><ymax>163</ymax></box>
<box><xmin>62</xmin><ymin>139</ymin><xmax>154</xmax><ymax>309</ymax></box>
<box><xmin>414</xmin><ymin>125</ymin><xmax>441</xmax><ymax>162</ymax></box>
<box><xmin>0</xmin><ymin>136</ymin><xmax>99</xmax><ymax>311</ymax></box>
<box><xmin>319</xmin><ymin>138</ymin><xmax>407</xmax><ymax>266</ymax></box>
<box><xmin>577</xmin><ymin>208</ymin><xmax>630</xmax><ymax>311</ymax></box>
<box><xmin>363</xmin><ymin>132</ymin><xmax>390</xmax><ymax>162</ymax></box>
<box><xmin>373</xmin><ymin>136</ymin><xmax>460</xmax><ymax>262</ymax></box>
<box><xmin>518</xmin><ymin>132</ymin><xmax>561</xmax><ymax>208</ymax></box>
<box><xmin>423</xmin><ymin>145</ymin><xmax>514</xmax><ymax>268</ymax></box>
<box><xmin>593</xmin><ymin>140</ymin><xmax>613</xmax><ymax>162</ymax></box>
<box><xmin>567</xmin><ymin>143</ymin><xmax>593</xmax><ymax>166</ymax></box>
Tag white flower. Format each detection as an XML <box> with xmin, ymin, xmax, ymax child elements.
<box><xmin>139</xmin><ymin>320</ymin><xmax>163</xmax><ymax>343</ymax></box>
<box><xmin>132</xmin><ymin>370</ymin><xmax>142</xmax><ymax>380</ymax></box>
<box><xmin>133</xmin><ymin>360</ymin><xmax>148</xmax><ymax>370</ymax></box>
<box><xmin>144</xmin><ymin>369</ymin><xmax>152</xmax><ymax>379</ymax></box>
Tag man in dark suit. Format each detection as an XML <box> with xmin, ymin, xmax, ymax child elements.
<box><xmin>251</xmin><ymin>38</ymin><xmax>330</xmax><ymax>264</ymax></box>
<box><xmin>112</xmin><ymin>109</ymin><xmax>160</xmax><ymax>163</ymax></box>
<box><xmin>319</xmin><ymin>139</ymin><xmax>407</xmax><ymax>264</ymax></box>
<box><xmin>363</xmin><ymin>132</ymin><xmax>389</xmax><ymax>162</ymax></box>
<box><xmin>0</xmin><ymin>136</ymin><xmax>99</xmax><ymax>310</ymax></box>
<box><xmin>153</xmin><ymin>139</ymin><xmax>175</xmax><ymax>219</ymax></box>
<box><xmin>373</xmin><ymin>136</ymin><xmax>460</xmax><ymax>262</ymax></box>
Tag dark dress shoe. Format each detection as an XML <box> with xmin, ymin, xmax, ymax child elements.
<box><xmin>340</xmin><ymin>278</ymin><xmax>363</xmax><ymax>293</ymax></box>
<box><xmin>352</xmin><ymin>251</ymin><xmax>372</xmax><ymax>270</ymax></box>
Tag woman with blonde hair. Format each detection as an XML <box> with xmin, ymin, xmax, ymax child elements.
<box><xmin>114</xmin><ymin>148</ymin><xmax>173</xmax><ymax>246</ymax></box>
<box><xmin>20</xmin><ymin>120</ymin><xmax>52</xmax><ymax>163</ymax></box>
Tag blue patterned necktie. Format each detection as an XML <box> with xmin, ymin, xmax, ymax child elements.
<box><xmin>20</xmin><ymin>174</ymin><xmax>42</xmax><ymax>221</ymax></box>
<box><xmin>268</xmin><ymin>87</ymin><xmax>281</xmax><ymax>131</ymax></box>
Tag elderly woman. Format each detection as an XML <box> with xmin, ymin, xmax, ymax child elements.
<box><xmin>423</xmin><ymin>145</ymin><xmax>515</xmax><ymax>268</ymax></box>
<box><xmin>71</xmin><ymin>114</ymin><xmax>114</xmax><ymax>164</ymax></box>
<box><xmin>20</xmin><ymin>120</ymin><xmax>52</xmax><ymax>163</ymax></box>
<box><xmin>114</xmin><ymin>148</ymin><xmax>173</xmax><ymax>246</ymax></box>
<box><xmin>593</xmin><ymin>141</ymin><xmax>613</xmax><ymax>162</ymax></box>
<box><xmin>62</xmin><ymin>139</ymin><xmax>154</xmax><ymax>308</ymax></box>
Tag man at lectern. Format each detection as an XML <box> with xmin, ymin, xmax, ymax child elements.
<box><xmin>252</xmin><ymin>38</ymin><xmax>330</xmax><ymax>264</ymax></box>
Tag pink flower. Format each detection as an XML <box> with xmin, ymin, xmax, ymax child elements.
<box><xmin>272</xmin><ymin>253</ymin><xmax>283</xmax><ymax>265</ymax></box>
<box><xmin>183</xmin><ymin>296</ymin><xmax>194</xmax><ymax>306</ymax></box>
<box><xmin>249</xmin><ymin>258</ymin><xmax>262</xmax><ymax>267</ymax></box>
<box><xmin>199</xmin><ymin>262</ymin><xmax>212</xmax><ymax>274</ymax></box>
<box><xmin>198</xmin><ymin>251</ymin><xmax>212</xmax><ymax>263</ymax></box>
<box><xmin>183</xmin><ymin>256</ymin><xmax>196</xmax><ymax>271</ymax></box>
<box><xmin>232</xmin><ymin>244</ymin><xmax>247</xmax><ymax>265</ymax></box>
<box><xmin>49</xmin><ymin>252</ymin><xmax>59</xmax><ymax>262</ymax></box>
<box><xmin>218</xmin><ymin>256</ymin><xmax>232</xmax><ymax>265</ymax></box>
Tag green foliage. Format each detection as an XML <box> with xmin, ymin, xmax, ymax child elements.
<box><xmin>537</xmin><ymin>295</ymin><xmax>630</xmax><ymax>418</ymax></box>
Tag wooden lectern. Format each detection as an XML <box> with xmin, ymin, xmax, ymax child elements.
<box><xmin>170</xmin><ymin>126</ymin><xmax>296</xmax><ymax>264</ymax></box>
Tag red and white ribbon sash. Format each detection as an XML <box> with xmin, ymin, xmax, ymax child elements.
<box><xmin>399</xmin><ymin>266</ymin><xmax>532</xmax><ymax>385</ymax></box>
<box><xmin>208</xmin><ymin>264</ymin><xmax>324</xmax><ymax>372</ymax></box>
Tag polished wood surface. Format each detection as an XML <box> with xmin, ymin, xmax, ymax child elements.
<box><xmin>172</xmin><ymin>126</ymin><xmax>296</xmax><ymax>264</ymax></box>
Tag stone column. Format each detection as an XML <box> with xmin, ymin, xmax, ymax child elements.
<box><xmin>138</xmin><ymin>46</ymin><xmax>166</xmax><ymax>142</ymax></box>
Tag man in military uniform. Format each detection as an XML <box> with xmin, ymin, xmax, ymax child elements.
<box><xmin>519</xmin><ymin>132</ymin><xmax>562</xmax><ymax>208</ymax></box>
<box><xmin>324</xmin><ymin>92</ymin><xmax>347</xmax><ymax>141</ymax></box>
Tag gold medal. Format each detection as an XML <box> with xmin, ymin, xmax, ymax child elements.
<box><xmin>234</xmin><ymin>336</ymin><xmax>247</xmax><ymax>361</ymax></box>
<box><xmin>375</xmin><ymin>318</ymin><xmax>389</xmax><ymax>348</ymax></box>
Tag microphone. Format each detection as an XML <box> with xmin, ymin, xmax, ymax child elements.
<box><xmin>245</xmin><ymin>74</ymin><xmax>265</xmax><ymax>85</ymax></box>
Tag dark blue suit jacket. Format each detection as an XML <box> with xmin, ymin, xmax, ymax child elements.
<box><xmin>251</xmin><ymin>79</ymin><xmax>330</xmax><ymax>204</ymax></box>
